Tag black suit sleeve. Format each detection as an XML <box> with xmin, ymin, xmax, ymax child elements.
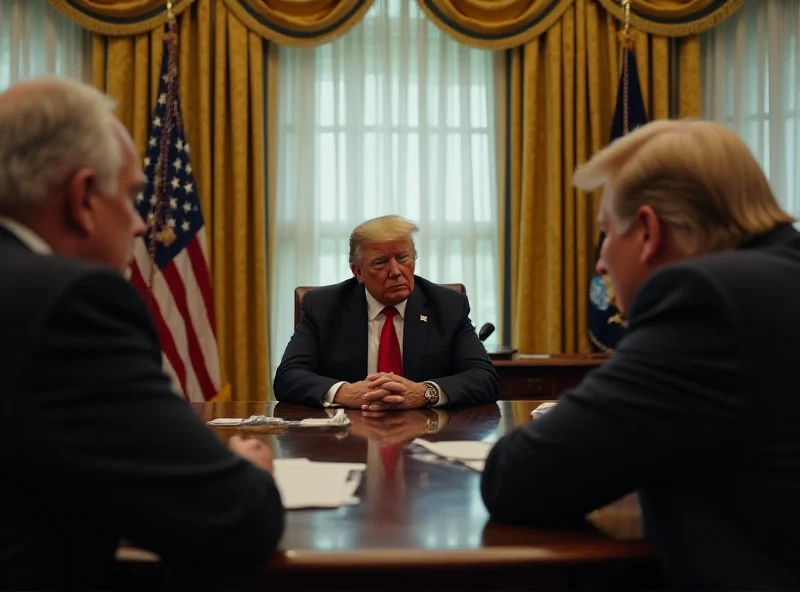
<box><xmin>273</xmin><ymin>294</ymin><xmax>339</xmax><ymax>406</ymax></box>
<box><xmin>432</xmin><ymin>295</ymin><xmax>500</xmax><ymax>406</ymax></box>
<box><xmin>481</xmin><ymin>265</ymin><xmax>752</xmax><ymax>525</ymax></box>
<box><xmin>20</xmin><ymin>270</ymin><xmax>285</xmax><ymax>564</ymax></box>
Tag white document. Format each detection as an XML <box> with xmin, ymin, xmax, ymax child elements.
<box><xmin>411</xmin><ymin>439</ymin><xmax>494</xmax><ymax>472</ymax></box>
<box><xmin>460</xmin><ymin>460</ymin><xmax>486</xmax><ymax>472</ymax></box>
<box><xmin>272</xmin><ymin>458</ymin><xmax>366</xmax><ymax>510</ymax></box>
<box><xmin>531</xmin><ymin>401</ymin><xmax>558</xmax><ymax>417</ymax></box>
<box><xmin>412</xmin><ymin>439</ymin><xmax>493</xmax><ymax>461</ymax></box>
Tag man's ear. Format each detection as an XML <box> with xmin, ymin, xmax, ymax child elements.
<box><xmin>64</xmin><ymin>168</ymin><xmax>97</xmax><ymax>236</ymax></box>
<box><xmin>350</xmin><ymin>263</ymin><xmax>363</xmax><ymax>282</ymax></box>
<box><xmin>636</xmin><ymin>205</ymin><xmax>663</xmax><ymax>264</ymax></box>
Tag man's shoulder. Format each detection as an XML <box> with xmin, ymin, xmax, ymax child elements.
<box><xmin>0</xmin><ymin>246</ymin><xmax>141</xmax><ymax>319</ymax></box>
<box><xmin>646</xmin><ymin>242</ymin><xmax>800</xmax><ymax>293</ymax></box>
<box><xmin>632</xmin><ymin>242</ymin><xmax>800</xmax><ymax>321</ymax></box>
<box><xmin>2</xmin><ymin>245</ymin><xmax>123</xmax><ymax>286</ymax></box>
<box><xmin>414</xmin><ymin>275</ymin><xmax>467</xmax><ymax>303</ymax></box>
<box><xmin>304</xmin><ymin>277</ymin><xmax>361</xmax><ymax>302</ymax></box>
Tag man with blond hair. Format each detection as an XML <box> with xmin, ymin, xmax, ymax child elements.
<box><xmin>0</xmin><ymin>77</ymin><xmax>284</xmax><ymax>589</ymax></box>
<box><xmin>481</xmin><ymin>120</ymin><xmax>800</xmax><ymax>589</ymax></box>
<box><xmin>274</xmin><ymin>214</ymin><xmax>499</xmax><ymax>409</ymax></box>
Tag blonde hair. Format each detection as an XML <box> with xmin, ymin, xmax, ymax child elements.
<box><xmin>0</xmin><ymin>76</ymin><xmax>124</xmax><ymax>210</ymax></box>
<box><xmin>573</xmin><ymin>119</ymin><xmax>793</xmax><ymax>255</ymax></box>
<box><xmin>349</xmin><ymin>215</ymin><xmax>419</xmax><ymax>264</ymax></box>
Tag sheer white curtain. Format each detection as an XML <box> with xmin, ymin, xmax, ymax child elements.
<box><xmin>272</xmin><ymin>0</ymin><xmax>499</xmax><ymax>375</ymax></box>
<box><xmin>0</xmin><ymin>0</ymin><xmax>92</xmax><ymax>87</ymax></box>
<box><xmin>702</xmin><ymin>0</ymin><xmax>800</xmax><ymax>217</ymax></box>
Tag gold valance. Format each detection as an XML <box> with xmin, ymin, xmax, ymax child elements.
<box><xmin>416</xmin><ymin>0</ymin><xmax>574</xmax><ymax>50</ymax></box>
<box><xmin>596</xmin><ymin>0</ymin><xmax>742</xmax><ymax>37</ymax></box>
<box><xmin>219</xmin><ymin>0</ymin><xmax>375</xmax><ymax>46</ymax></box>
<box><xmin>47</xmin><ymin>0</ymin><xmax>197</xmax><ymax>35</ymax></box>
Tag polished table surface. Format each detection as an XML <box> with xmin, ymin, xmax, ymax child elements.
<box><xmin>114</xmin><ymin>401</ymin><xmax>658</xmax><ymax>591</ymax></box>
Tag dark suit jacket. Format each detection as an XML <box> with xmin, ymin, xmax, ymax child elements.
<box><xmin>0</xmin><ymin>227</ymin><xmax>284</xmax><ymax>590</ymax></box>
<box><xmin>481</xmin><ymin>224</ymin><xmax>800</xmax><ymax>590</ymax></box>
<box><xmin>273</xmin><ymin>276</ymin><xmax>499</xmax><ymax>407</ymax></box>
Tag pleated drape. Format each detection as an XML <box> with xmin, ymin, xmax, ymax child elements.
<box><xmin>92</xmin><ymin>0</ymin><xmax>270</xmax><ymax>401</ymax></box>
<box><xmin>498</xmin><ymin>0</ymin><xmax>701</xmax><ymax>354</ymax></box>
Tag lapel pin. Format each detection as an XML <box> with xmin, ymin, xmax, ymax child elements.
<box><xmin>420</xmin><ymin>315</ymin><xmax>428</xmax><ymax>323</ymax></box>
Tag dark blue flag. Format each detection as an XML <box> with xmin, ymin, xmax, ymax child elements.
<box><xmin>588</xmin><ymin>45</ymin><xmax>648</xmax><ymax>352</ymax></box>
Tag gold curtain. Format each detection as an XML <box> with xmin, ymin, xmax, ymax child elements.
<box><xmin>49</xmin><ymin>0</ymin><xmax>198</xmax><ymax>35</ymax></box>
<box><xmin>92</xmin><ymin>0</ymin><xmax>270</xmax><ymax>401</ymax></box>
<box><xmin>417</xmin><ymin>0</ymin><xmax>574</xmax><ymax>50</ymax></box>
<box><xmin>597</xmin><ymin>0</ymin><xmax>742</xmax><ymax>37</ymax></box>
<box><xmin>418</xmin><ymin>0</ymin><xmax>741</xmax><ymax>49</ymax></box>
<box><xmin>219</xmin><ymin>0</ymin><xmax>375</xmax><ymax>46</ymax></box>
<box><xmin>498</xmin><ymin>0</ymin><xmax>702</xmax><ymax>354</ymax></box>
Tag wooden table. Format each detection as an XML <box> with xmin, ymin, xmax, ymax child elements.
<box><xmin>113</xmin><ymin>401</ymin><xmax>658</xmax><ymax>591</ymax></box>
<box><xmin>493</xmin><ymin>354</ymin><xmax>610</xmax><ymax>400</ymax></box>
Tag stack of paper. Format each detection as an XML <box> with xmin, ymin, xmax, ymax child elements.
<box><xmin>273</xmin><ymin>459</ymin><xmax>366</xmax><ymax>509</ymax></box>
<box><xmin>411</xmin><ymin>439</ymin><xmax>494</xmax><ymax>472</ymax></box>
<box><xmin>208</xmin><ymin>408</ymin><xmax>351</xmax><ymax>428</ymax></box>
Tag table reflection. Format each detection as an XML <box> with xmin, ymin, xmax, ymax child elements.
<box><xmin>192</xmin><ymin>401</ymin><xmax>643</xmax><ymax>552</ymax></box>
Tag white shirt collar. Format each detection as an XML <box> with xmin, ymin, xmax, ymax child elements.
<box><xmin>365</xmin><ymin>286</ymin><xmax>408</xmax><ymax>321</ymax></box>
<box><xmin>0</xmin><ymin>216</ymin><xmax>53</xmax><ymax>255</ymax></box>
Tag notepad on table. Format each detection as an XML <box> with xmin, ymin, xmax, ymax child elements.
<box><xmin>273</xmin><ymin>459</ymin><xmax>366</xmax><ymax>509</ymax></box>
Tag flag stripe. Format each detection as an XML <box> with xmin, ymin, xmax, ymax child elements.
<box><xmin>160</xmin><ymin>350</ymin><xmax>183</xmax><ymax>396</ymax></box>
<box><xmin>172</xmin><ymin>247</ymin><xmax>221</xmax><ymax>387</ymax></box>
<box><xmin>129</xmin><ymin>259</ymin><xmax>188</xmax><ymax>394</ymax></box>
<box><xmin>190</xmin><ymin>231</ymin><xmax>217</xmax><ymax>333</ymax></box>
<box><xmin>160</xmin><ymin>261</ymin><xmax>219</xmax><ymax>401</ymax></box>
<box><xmin>132</xmin><ymin>244</ymin><xmax>203</xmax><ymax>402</ymax></box>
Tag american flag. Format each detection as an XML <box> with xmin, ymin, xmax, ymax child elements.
<box><xmin>128</xmin><ymin>23</ymin><xmax>222</xmax><ymax>402</ymax></box>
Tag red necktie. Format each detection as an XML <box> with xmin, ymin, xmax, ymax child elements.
<box><xmin>377</xmin><ymin>306</ymin><xmax>403</xmax><ymax>483</ymax></box>
<box><xmin>377</xmin><ymin>306</ymin><xmax>403</xmax><ymax>376</ymax></box>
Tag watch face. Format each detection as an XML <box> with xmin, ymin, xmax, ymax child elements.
<box><xmin>425</xmin><ymin>385</ymin><xmax>438</xmax><ymax>407</ymax></box>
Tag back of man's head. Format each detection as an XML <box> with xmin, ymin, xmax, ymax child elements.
<box><xmin>573</xmin><ymin>119</ymin><xmax>793</xmax><ymax>255</ymax></box>
<box><xmin>0</xmin><ymin>76</ymin><xmax>124</xmax><ymax>212</ymax></box>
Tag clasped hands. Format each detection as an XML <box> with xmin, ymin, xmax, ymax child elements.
<box><xmin>334</xmin><ymin>372</ymin><xmax>427</xmax><ymax>411</ymax></box>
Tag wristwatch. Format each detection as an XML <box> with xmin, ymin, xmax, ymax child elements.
<box><xmin>423</xmin><ymin>381</ymin><xmax>440</xmax><ymax>408</ymax></box>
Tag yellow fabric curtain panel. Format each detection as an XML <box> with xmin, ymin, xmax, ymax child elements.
<box><xmin>417</xmin><ymin>0</ymin><xmax>575</xmax><ymax>50</ymax></box>
<box><xmin>89</xmin><ymin>0</ymin><xmax>271</xmax><ymax>401</ymax></box>
<box><xmin>596</xmin><ymin>0</ymin><xmax>743</xmax><ymax>36</ymax></box>
<box><xmin>498</xmin><ymin>0</ymin><xmax>703</xmax><ymax>354</ymax></box>
<box><xmin>417</xmin><ymin>0</ymin><xmax>741</xmax><ymax>49</ymax></box>
<box><xmin>219</xmin><ymin>0</ymin><xmax>375</xmax><ymax>46</ymax></box>
<box><xmin>48</xmin><ymin>0</ymin><xmax>198</xmax><ymax>35</ymax></box>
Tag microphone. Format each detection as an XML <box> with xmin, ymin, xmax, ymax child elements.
<box><xmin>478</xmin><ymin>322</ymin><xmax>495</xmax><ymax>342</ymax></box>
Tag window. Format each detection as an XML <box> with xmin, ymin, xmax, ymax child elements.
<box><xmin>702</xmin><ymin>0</ymin><xmax>800</xmax><ymax>216</ymax></box>
<box><xmin>271</xmin><ymin>0</ymin><xmax>500</xmax><ymax>373</ymax></box>
<box><xmin>0</xmin><ymin>0</ymin><xmax>91</xmax><ymax>87</ymax></box>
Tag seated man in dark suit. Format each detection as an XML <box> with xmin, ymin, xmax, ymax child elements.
<box><xmin>274</xmin><ymin>215</ymin><xmax>499</xmax><ymax>410</ymax></box>
<box><xmin>481</xmin><ymin>120</ymin><xmax>800</xmax><ymax>589</ymax></box>
<box><xmin>0</xmin><ymin>77</ymin><xmax>284</xmax><ymax>590</ymax></box>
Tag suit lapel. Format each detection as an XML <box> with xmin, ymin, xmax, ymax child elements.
<box><xmin>402</xmin><ymin>286</ymin><xmax>428</xmax><ymax>381</ymax></box>
<box><xmin>340</xmin><ymin>283</ymin><xmax>369</xmax><ymax>378</ymax></box>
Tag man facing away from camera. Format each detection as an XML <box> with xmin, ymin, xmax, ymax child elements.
<box><xmin>481</xmin><ymin>119</ymin><xmax>800</xmax><ymax>590</ymax></box>
<box><xmin>0</xmin><ymin>77</ymin><xmax>284</xmax><ymax>590</ymax></box>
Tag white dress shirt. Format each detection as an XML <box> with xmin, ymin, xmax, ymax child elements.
<box><xmin>323</xmin><ymin>288</ymin><xmax>448</xmax><ymax>407</ymax></box>
<box><xmin>0</xmin><ymin>216</ymin><xmax>53</xmax><ymax>255</ymax></box>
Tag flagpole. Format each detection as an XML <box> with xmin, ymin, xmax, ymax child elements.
<box><xmin>621</xmin><ymin>0</ymin><xmax>632</xmax><ymax>135</ymax></box>
<box><xmin>146</xmin><ymin>1</ymin><xmax>179</xmax><ymax>308</ymax></box>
